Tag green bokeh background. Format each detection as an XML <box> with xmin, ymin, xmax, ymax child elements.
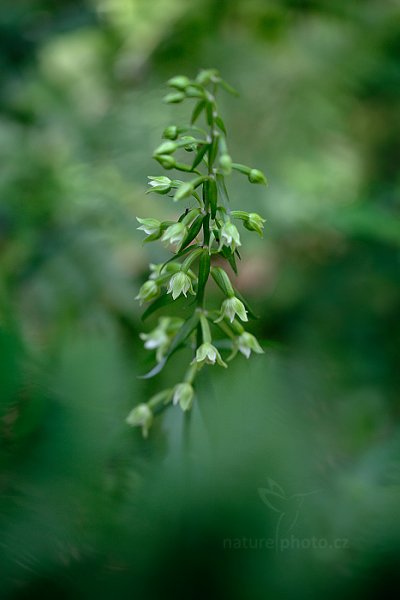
<box><xmin>1</xmin><ymin>1</ymin><xmax>399</xmax><ymax>598</ymax></box>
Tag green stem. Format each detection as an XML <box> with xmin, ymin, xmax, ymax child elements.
<box><xmin>199</xmin><ymin>313</ymin><xmax>212</xmax><ymax>344</ymax></box>
<box><xmin>181</xmin><ymin>247</ymin><xmax>203</xmax><ymax>272</ymax></box>
<box><xmin>183</xmin><ymin>362</ymin><xmax>198</xmax><ymax>384</ymax></box>
<box><xmin>148</xmin><ymin>389</ymin><xmax>173</xmax><ymax>410</ymax></box>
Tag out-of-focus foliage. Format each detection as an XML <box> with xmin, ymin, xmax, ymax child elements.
<box><xmin>0</xmin><ymin>0</ymin><xmax>399</xmax><ymax>598</ymax></box>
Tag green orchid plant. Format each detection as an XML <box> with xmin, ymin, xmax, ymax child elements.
<box><xmin>127</xmin><ymin>69</ymin><xmax>266</xmax><ymax>437</ymax></box>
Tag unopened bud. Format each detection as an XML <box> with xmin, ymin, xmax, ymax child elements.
<box><xmin>154</xmin><ymin>141</ymin><xmax>177</xmax><ymax>155</ymax></box>
<box><xmin>162</xmin><ymin>125</ymin><xmax>179</xmax><ymax>140</ymax></box>
<box><xmin>164</xmin><ymin>91</ymin><xmax>185</xmax><ymax>104</ymax></box>
<box><xmin>167</xmin><ymin>76</ymin><xmax>191</xmax><ymax>90</ymax></box>
<box><xmin>135</xmin><ymin>280</ymin><xmax>160</xmax><ymax>304</ymax></box>
<box><xmin>219</xmin><ymin>153</ymin><xmax>232</xmax><ymax>175</ymax></box>
<box><xmin>155</xmin><ymin>154</ymin><xmax>176</xmax><ymax>169</ymax></box>
<box><xmin>248</xmin><ymin>169</ymin><xmax>267</xmax><ymax>185</ymax></box>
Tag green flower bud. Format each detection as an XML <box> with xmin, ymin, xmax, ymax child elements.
<box><xmin>126</xmin><ymin>403</ymin><xmax>153</xmax><ymax>438</ymax></box>
<box><xmin>248</xmin><ymin>169</ymin><xmax>267</xmax><ymax>185</ymax></box>
<box><xmin>155</xmin><ymin>154</ymin><xmax>176</xmax><ymax>169</ymax></box>
<box><xmin>175</xmin><ymin>135</ymin><xmax>197</xmax><ymax>152</ymax></box>
<box><xmin>154</xmin><ymin>141</ymin><xmax>177</xmax><ymax>155</ymax></box>
<box><xmin>243</xmin><ymin>213</ymin><xmax>266</xmax><ymax>237</ymax></box>
<box><xmin>167</xmin><ymin>271</ymin><xmax>195</xmax><ymax>300</ymax></box>
<box><xmin>136</xmin><ymin>217</ymin><xmax>162</xmax><ymax>236</ymax></box>
<box><xmin>164</xmin><ymin>91</ymin><xmax>185</xmax><ymax>104</ymax></box>
<box><xmin>147</xmin><ymin>176</ymin><xmax>173</xmax><ymax>194</ymax></box>
<box><xmin>237</xmin><ymin>332</ymin><xmax>264</xmax><ymax>358</ymax></box>
<box><xmin>219</xmin><ymin>220</ymin><xmax>241</xmax><ymax>252</ymax></box>
<box><xmin>185</xmin><ymin>86</ymin><xmax>204</xmax><ymax>98</ymax></box>
<box><xmin>162</xmin><ymin>222</ymin><xmax>188</xmax><ymax>246</ymax></box>
<box><xmin>219</xmin><ymin>153</ymin><xmax>232</xmax><ymax>175</ymax></box>
<box><xmin>167</xmin><ymin>75</ymin><xmax>191</xmax><ymax>90</ymax></box>
<box><xmin>162</xmin><ymin>125</ymin><xmax>179</xmax><ymax>140</ymax></box>
<box><xmin>216</xmin><ymin>296</ymin><xmax>248</xmax><ymax>323</ymax></box>
<box><xmin>135</xmin><ymin>280</ymin><xmax>160</xmax><ymax>305</ymax></box>
<box><xmin>191</xmin><ymin>342</ymin><xmax>227</xmax><ymax>368</ymax></box>
<box><xmin>172</xmin><ymin>382</ymin><xmax>194</xmax><ymax>411</ymax></box>
<box><xmin>174</xmin><ymin>182</ymin><xmax>194</xmax><ymax>202</ymax></box>
<box><xmin>196</xmin><ymin>69</ymin><xmax>219</xmax><ymax>85</ymax></box>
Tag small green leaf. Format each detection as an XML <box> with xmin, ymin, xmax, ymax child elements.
<box><xmin>141</xmin><ymin>293</ymin><xmax>179</xmax><ymax>321</ymax></box>
<box><xmin>221</xmin><ymin>245</ymin><xmax>238</xmax><ymax>274</ymax></box>
<box><xmin>191</xmin><ymin>100</ymin><xmax>206</xmax><ymax>124</ymax></box>
<box><xmin>191</xmin><ymin>143</ymin><xmax>210</xmax><ymax>171</ymax></box>
<box><xmin>207</xmin><ymin>177</ymin><xmax>218</xmax><ymax>219</ymax></box>
<box><xmin>215</xmin><ymin>116</ymin><xmax>227</xmax><ymax>135</ymax></box>
<box><xmin>202</xmin><ymin>213</ymin><xmax>210</xmax><ymax>245</ymax></box>
<box><xmin>196</xmin><ymin>249</ymin><xmax>211</xmax><ymax>305</ymax></box>
<box><xmin>219</xmin><ymin>79</ymin><xmax>239</xmax><ymax>96</ymax></box>
<box><xmin>142</xmin><ymin>231</ymin><xmax>163</xmax><ymax>244</ymax></box>
<box><xmin>179</xmin><ymin>215</ymin><xmax>204</xmax><ymax>251</ymax></box>
<box><xmin>208</xmin><ymin>136</ymin><xmax>219</xmax><ymax>168</ymax></box>
<box><xmin>206</xmin><ymin>102</ymin><xmax>213</xmax><ymax>126</ymax></box>
<box><xmin>216</xmin><ymin>174</ymin><xmax>230</xmax><ymax>206</ymax></box>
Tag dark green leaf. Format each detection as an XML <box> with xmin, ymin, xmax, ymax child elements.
<box><xmin>142</xmin><ymin>231</ymin><xmax>162</xmax><ymax>244</ymax></box>
<box><xmin>219</xmin><ymin>79</ymin><xmax>239</xmax><ymax>96</ymax></box>
<box><xmin>208</xmin><ymin>178</ymin><xmax>218</xmax><ymax>219</ymax></box>
<box><xmin>191</xmin><ymin>100</ymin><xmax>206</xmax><ymax>124</ymax></box>
<box><xmin>206</xmin><ymin>102</ymin><xmax>213</xmax><ymax>126</ymax></box>
<box><xmin>221</xmin><ymin>245</ymin><xmax>238</xmax><ymax>274</ymax></box>
<box><xmin>208</xmin><ymin>137</ymin><xmax>219</xmax><ymax>168</ymax></box>
<box><xmin>196</xmin><ymin>249</ymin><xmax>211</xmax><ymax>305</ymax></box>
<box><xmin>216</xmin><ymin>174</ymin><xmax>230</xmax><ymax>206</ymax></box>
<box><xmin>141</xmin><ymin>293</ymin><xmax>177</xmax><ymax>321</ymax></box>
<box><xmin>179</xmin><ymin>215</ymin><xmax>204</xmax><ymax>251</ymax></box>
<box><xmin>202</xmin><ymin>213</ymin><xmax>210</xmax><ymax>245</ymax></box>
<box><xmin>215</xmin><ymin>116</ymin><xmax>227</xmax><ymax>135</ymax></box>
<box><xmin>191</xmin><ymin>143</ymin><xmax>210</xmax><ymax>171</ymax></box>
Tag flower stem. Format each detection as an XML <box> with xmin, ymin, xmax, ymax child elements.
<box><xmin>199</xmin><ymin>313</ymin><xmax>212</xmax><ymax>344</ymax></box>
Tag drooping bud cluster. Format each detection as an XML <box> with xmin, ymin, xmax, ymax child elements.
<box><xmin>127</xmin><ymin>69</ymin><xmax>266</xmax><ymax>436</ymax></box>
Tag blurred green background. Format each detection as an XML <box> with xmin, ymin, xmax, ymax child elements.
<box><xmin>1</xmin><ymin>0</ymin><xmax>400</xmax><ymax>598</ymax></box>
